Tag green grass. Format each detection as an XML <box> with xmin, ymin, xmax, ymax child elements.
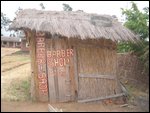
<box><xmin>1</xmin><ymin>48</ymin><xmax>31</xmax><ymax>101</ymax></box>
<box><xmin>9</xmin><ymin>77</ymin><xmax>31</xmax><ymax>101</ymax></box>
<box><xmin>11</xmin><ymin>50</ymin><xmax>30</xmax><ymax>55</ymax></box>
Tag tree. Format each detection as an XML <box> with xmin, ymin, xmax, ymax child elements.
<box><xmin>4</xmin><ymin>7</ymin><xmax>24</xmax><ymax>38</ymax></box>
<box><xmin>1</xmin><ymin>12</ymin><xmax>11</xmax><ymax>30</ymax></box>
<box><xmin>121</xmin><ymin>2</ymin><xmax>149</xmax><ymax>41</ymax></box>
<box><xmin>1</xmin><ymin>12</ymin><xmax>11</xmax><ymax>36</ymax></box>
<box><xmin>62</xmin><ymin>3</ymin><xmax>72</xmax><ymax>11</ymax></box>
<box><xmin>15</xmin><ymin>7</ymin><xmax>23</xmax><ymax>16</ymax></box>
<box><xmin>40</xmin><ymin>3</ymin><xmax>45</xmax><ymax>10</ymax></box>
<box><xmin>13</xmin><ymin>7</ymin><xmax>24</xmax><ymax>38</ymax></box>
<box><xmin>117</xmin><ymin>2</ymin><xmax>149</xmax><ymax>74</ymax></box>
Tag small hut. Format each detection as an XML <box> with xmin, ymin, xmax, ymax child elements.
<box><xmin>19</xmin><ymin>31</ymin><xmax>30</xmax><ymax>51</ymax></box>
<box><xmin>10</xmin><ymin>9</ymin><xmax>137</xmax><ymax>102</ymax></box>
<box><xmin>21</xmin><ymin>37</ymin><xmax>29</xmax><ymax>51</ymax></box>
<box><xmin>1</xmin><ymin>36</ymin><xmax>21</xmax><ymax>48</ymax></box>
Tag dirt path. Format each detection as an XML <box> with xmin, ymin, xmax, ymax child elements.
<box><xmin>1</xmin><ymin>101</ymin><xmax>48</xmax><ymax>112</ymax></box>
<box><xmin>1</xmin><ymin>48</ymin><xmax>20</xmax><ymax>58</ymax></box>
<box><xmin>1</xmin><ymin>100</ymin><xmax>144</xmax><ymax>112</ymax></box>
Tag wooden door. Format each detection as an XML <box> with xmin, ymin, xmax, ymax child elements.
<box><xmin>46</xmin><ymin>37</ymin><xmax>75</xmax><ymax>102</ymax></box>
<box><xmin>77</xmin><ymin>44</ymin><xmax>123</xmax><ymax>102</ymax></box>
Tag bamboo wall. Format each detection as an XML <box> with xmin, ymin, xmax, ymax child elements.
<box><xmin>117</xmin><ymin>53</ymin><xmax>149</xmax><ymax>89</ymax></box>
<box><xmin>72</xmin><ymin>38</ymin><xmax>123</xmax><ymax>100</ymax></box>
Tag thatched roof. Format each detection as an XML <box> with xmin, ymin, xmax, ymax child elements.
<box><xmin>1</xmin><ymin>36</ymin><xmax>21</xmax><ymax>42</ymax></box>
<box><xmin>10</xmin><ymin>9</ymin><xmax>138</xmax><ymax>42</ymax></box>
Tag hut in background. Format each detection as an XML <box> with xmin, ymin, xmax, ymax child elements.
<box><xmin>19</xmin><ymin>31</ymin><xmax>30</xmax><ymax>51</ymax></box>
<box><xmin>1</xmin><ymin>36</ymin><xmax>21</xmax><ymax>48</ymax></box>
<box><xmin>10</xmin><ymin>9</ymin><xmax>138</xmax><ymax>102</ymax></box>
<box><xmin>21</xmin><ymin>37</ymin><xmax>29</xmax><ymax>51</ymax></box>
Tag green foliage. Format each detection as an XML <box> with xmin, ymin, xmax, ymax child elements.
<box><xmin>10</xmin><ymin>78</ymin><xmax>31</xmax><ymax>101</ymax></box>
<box><xmin>62</xmin><ymin>3</ymin><xmax>73</xmax><ymax>11</ymax></box>
<box><xmin>118</xmin><ymin>2</ymin><xmax>149</xmax><ymax>75</ymax></box>
<box><xmin>1</xmin><ymin>12</ymin><xmax>11</xmax><ymax>30</ymax></box>
<box><xmin>121</xmin><ymin>2</ymin><xmax>149</xmax><ymax>41</ymax></box>
<box><xmin>139</xmin><ymin>44</ymin><xmax>149</xmax><ymax>74</ymax></box>
<box><xmin>117</xmin><ymin>42</ymin><xmax>133</xmax><ymax>53</ymax></box>
<box><xmin>1</xmin><ymin>12</ymin><xmax>11</xmax><ymax>36</ymax></box>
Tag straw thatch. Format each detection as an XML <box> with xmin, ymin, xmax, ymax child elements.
<box><xmin>10</xmin><ymin>9</ymin><xmax>138</xmax><ymax>42</ymax></box>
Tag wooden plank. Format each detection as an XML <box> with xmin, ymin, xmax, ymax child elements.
<box><xmin>28</xmin><ymin>30</ymin><xmax>39</xmax><ymax>101</ymax></box>
<box><xmin>54</xmin><ymin>68</ymin><xmax>59</xmax><ymax>101</ymax></box>
<box><xmin>48</xmin><ymin>104</ymin><xmax>63</xmax><ymax>112</ymax></box>
<box><xmin>46</xmin><ymin>38</ymin><xmax>57</xmax><ymax>102</ymax></box>
<box><xmin>78</xmin><ymin>93</ymin><xmax>125</xmax><ymax>103</ymax></box>
<box><xmin>48</xmin><ymin>70</ymin><xmax>56</xmax><ymax>102</ymax></box>
<box><xmin>65</xmin><ymin>65</ymin><xmax>71</xmax><ymax>101</ymax></box>
<box><xmin>79</xmin><ymin>73</ymin><xmax>116</xmax><ymax>80</ymax></box>
<box><xmin>57</xmin><ymin>67</ymin><xmax>67</xmax><ymax>102</ymax></box>
<box><xmin>36</xmin><ymin>32</ymin><xmax>49</xmax><ymax>101</ymax></box>
<box><xmin>52</xmin><ymin>38</ymin><xmax>59</xmax><ymax>102</ymax></box>
<box><xmin>56</xmin><ymin>38</ymin><xmax>67</xmax><ymax>102</ymax></box>
<box><xmin>73</xmin><ymin>46</ymin><xmax>78</xmax><ymax>99</ymax></box>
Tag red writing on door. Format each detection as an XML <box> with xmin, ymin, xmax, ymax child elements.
<box><xmin>47</xmin><ymin>49</ymin><xmax>73</xmax><ymax>67</ymax></box>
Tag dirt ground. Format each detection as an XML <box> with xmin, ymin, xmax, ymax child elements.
<box><xmin>1</xmin><ymin>47</ymin><xmax>149</xmax><ymax>112</ymax></box>
<box><xmin>1</xmin><ymin>101</ymin><xmax>143</xmax><ymax>112</ymax></box>
<box><xmin>1</xmin><ymin>48</ymin><xmax>20</xmax><ymax>58</ymax></box>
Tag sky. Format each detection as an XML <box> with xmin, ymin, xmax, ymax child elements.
<box><xmin>1</xmin><ymin>1</ymin><xmax>149</xmax><ymax>36</ymax></box>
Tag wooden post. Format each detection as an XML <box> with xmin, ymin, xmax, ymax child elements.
<box><xmin>54</xmin><ymin>68</ymin><xmax>59</xmax><ymax>101</ymax></box>
<box><xmin>66</xmin><ymin>64</ymin><xmax>71</xmax><ymax>101</ymax></box>
<box><xmin>114</xmin><ymin>43</ymin><xmax>122</xmax><ymax>93</ymax></box>
<box><xmin>27</xmin><ymin>30</ymin><xmax>49</xmax><ymax>102</ymax></box>
<box><xmin>78</xmin><ymin>93</ymin><xmax>125</xmax><ymax>103</ymax></box>
<box><xmin>28</xmin><ymin>30</ymin><xmax>39</xmax><ymax>101</ymax></box>
<box><xmin>35</xmin><ymin>31</ymin><xmax>49</xmax><ymax>101</ymax></box>
<box><xmin>7</xmin><ymin>42</ymin><xmax>9</xmax><ymax>47</ymax></box>
<box><xmin>73</xmin><ymin>46</ymin><xmax>78</xmax><ymax>100</ymax></box>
